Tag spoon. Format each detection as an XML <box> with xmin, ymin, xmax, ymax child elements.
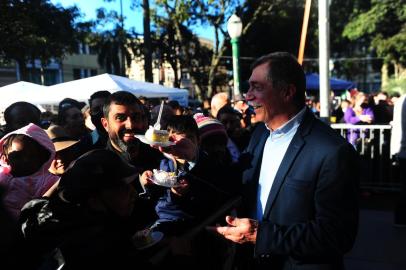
<box><xmin>154</xmin><ymin>100</ymin><xmax>164</xmax><ymax>130</ymax></box>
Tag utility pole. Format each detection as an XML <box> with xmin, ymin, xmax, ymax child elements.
<box><xmin>318</xmin><ymin>0</ymin><xmax>330</xmax><ymax>122</ymax></box>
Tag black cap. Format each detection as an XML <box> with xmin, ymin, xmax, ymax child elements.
<box><xmin>59</xmin><ymin>97</ymin><xmax>86</xmax><ymax>110</ymax></box>
<box><xmin>58</xmin><ymin>149</ymin><xmax>138</xmax><ymax>203</ymax></box>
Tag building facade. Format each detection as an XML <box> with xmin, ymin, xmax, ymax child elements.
<box><xmin>0</xmin><ymin>43</ymin><xmax>105</xmax><ymax>87</ymax></box>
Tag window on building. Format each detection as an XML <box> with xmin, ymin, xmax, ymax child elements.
<box><xmin>73</xmin><ymin>68</ymin><xmax>98</xmax><ymax>79</ymax></box>
<box><xmin>26</xmin><ymin>68</ymin><xmax>60</xmax><ymax>85</ymax></box>
<box><xmin>73</xmin><ymin>68</ymin><xmax>81</xmax><ymax>80</ymax></box>
<box><xmin>89</xmin><ymin>45</ymin><xmax>98</xmax><ymax>55</ymax></box>
<box><xmin>44</xmin><ymin>69</ymin><xmax>59</xmax><ymax>85</ymax></box>
<box><xmin>78</xmin><ymin>43</ymin><xmax>84</xmax><ymax>54</ymax></box>
<box><xmin>28</xmin><ymin>69</ymin><xmax>41</xmax><ymax>84</ymax></box>
<box><xmin>76</xmin><ymin>43</ymin><xmax>92</xmax><ymax>55</ymax></box>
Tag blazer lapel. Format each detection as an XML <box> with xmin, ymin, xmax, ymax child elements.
<box><xmin>241</xmin><ymin>125</ymin><xmax>269</xmax><ymax>218</ymax></box>
<box><xmin>242</xmin><ymin>124</ymin><xmax>269</xmax><ymax>184</ymax></box>
<box><xmin>262</xmin><ymin>109</ymin><xmax>314</xmax><ymax>218</ymax></box>
<box><xmin>248</xmin><ymin>132</ymin><xmax>268</xmax><ymax>181</ymax></box>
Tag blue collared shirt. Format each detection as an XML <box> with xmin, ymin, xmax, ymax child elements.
<box><xmin>256</xmin><ymin>107</ymin><xmax>306</xmax><ymax>220</ymax></box>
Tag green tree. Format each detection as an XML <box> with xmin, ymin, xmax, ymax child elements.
<box><xmin>0</xmin><ymin>0</ymin><xmax>79</xmax><ymax>82</ymax></box>
<box><xmin>103</xmin><ymin>0</ymin><xmax>153</xmax><ymax>81</ymax></box>
<box><xmin>343</xmin><ymin>0</ymin><xmax>406</xmax><ymax>81</ymax></box>
<box><xmin>151</xmin><ymin>15</ymin><xmax>213</xmax><ymax>96</ymax></box>
<box><xmin>92</xmin><ymin>8</ymin><xmax>133</xmax><ymax>76</ymax></box>
<box><xmin>154</xmin><ymin>0</ymin><xmax>210</xmax><ymax>98</ymax></box>
<box><xmin>150</xmin><ymin>18</ymin><xmax>182</xmax><ymax>87</ymax></box>
<box><xmin>128</xmin><ymin>0</ymin><xmax>153</xmax><ymax>82</ymax></box>
<box><xmin>239</xmin><ymin>0</ymin><xmax>311</xmax><ymax>73</ymax></box>
<box><xmin>199</xmin><ymin>0</ymin><xmax>276</xmax><ymax>97</ymax></box>
<box><xmin>194</xmin><ymin>0</ymin><xmax>237</xmax><ymax>98</ymax></box>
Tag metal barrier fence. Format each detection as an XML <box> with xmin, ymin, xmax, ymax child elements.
<box><xmin>331</xmin><ymin>123</ymin><xmax>401</xmax><ymax>192</ymax></box>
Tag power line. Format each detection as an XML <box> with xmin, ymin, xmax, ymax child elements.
<box><xmin>220</xmin><ymin>56</ymin><xmax>256</xmax><ymax>60</ymax></box>
<box><xmin>220</xmin><ymin>56</ymin><xmax>384</xmax><ymax>62</ymax></box>
<box><xmin>303</xmin><ymin>57</ymin><xmax>384</xmax><ymax>62</ymax></box>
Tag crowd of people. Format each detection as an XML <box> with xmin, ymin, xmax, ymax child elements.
<box><xmin>306</xmin><ymin>88</ymin><xmax>400</xmax><ymax>147</ymax></box>
<box><xmin>0</xmin><ymin>52</ymin><xmax>404</xmax><ymax>270</ymax></box>
<box><xmin>0</xmin><ymin>76</ymin><xmax>255</xmax><ymax>269</ymax></box>
<box><xmin>307</xmin><ymin>89</ymin><xmax>399</xmax><ymax>124</ymax></box>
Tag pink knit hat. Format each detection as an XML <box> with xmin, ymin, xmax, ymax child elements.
<box><xmin>193</xmin><ymin>113</ymin><xmax>227</xmax><ymax>140</ymax></box>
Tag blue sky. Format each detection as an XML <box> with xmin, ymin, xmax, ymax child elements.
<box><xmin>50</xmin><ymin>0</ymin><xmax>214</xmax><ymax>41</ymax></box>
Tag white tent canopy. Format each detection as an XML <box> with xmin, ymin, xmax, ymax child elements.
<box><xmin>0</xmin><ymin>74</ymin><xmax>189</xmax><ymax>110</ymax></box>
<box><xmin>0</xmin><ymin>81</ymin><xmax>53</xmax><ymax>109</ymax></box>
<box><xmin>47</xmin><ymin>73</ymin><xmax>189</xmax><ymax>106</ymax></box>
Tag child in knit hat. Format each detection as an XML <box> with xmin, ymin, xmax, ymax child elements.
<box><xmin>144</xmin><ymin>115</ymin><xmax>235</xmax><ymax>236</ymax></box>
<box><xmin>194</xmin><ymin>113</ymin><xmax>235</xmax><ymax>165</ymax></box>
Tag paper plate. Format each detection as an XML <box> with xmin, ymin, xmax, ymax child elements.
<box><xmin>133</xmin><ymin>231</ymin><xmax>164</xmax><ymax>250</ymax></box>
<box><xmin>134</xmin><ymin>135</ymin><xmax>175</xmax><ymax>147</ymax></box>
<box><xmin>151</xmin><ymin>174</ymin><xmax>180</xmax><ymax>188</ymax></box>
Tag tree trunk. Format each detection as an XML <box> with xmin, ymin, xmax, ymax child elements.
<box><xmin>169</xmin><ymin>58</ymin><xmax>180</xmax><ymax>88</ymax></box>
<box><xmin>400</xmin><ymin>65</ymin><xmax>406</xmax><ymax>79</ymax></box>
<box><xmin>120</xmin><ymin>0</ymin><xmax>126</xmax><ymax>76</ymax></box>
<box><xmin>207</xmin><ymin>45</ymin><xmax>227</xmax><ymax>98</ymax></box>
<box><xmin>164</xmin><ymin>1</ymin><xmax>198</xmax><ymax>94</ymax></box>
<box><xmin>120</xmin><ymin>45</ymin><xmax>126</xmax><ymax>76</ymax></box>
<box><xmin>381</xmin><ymin>62</ymin><xmax>389</xmax><ymax>88</ymax></box>
<box><xmin>394</xmin><ymin>62</ymin><xmax>406</xmax><ymax>80</ymax></box>
<box><xmin>143</xmin><ymin>0</ymin><xmax>153</xmax><ymax>82</ymax></box>
<box><xmin>207</xmin><ymin>26</ymin><xmax>220</xmax><ymax>98</ymax></box>
<box><xmin>17</xmin><ymin>59</ymin><xmax>29</xmax><ymax>81</ymax></box>
<box><xmin>191</xmin><ymin>77</ymin><xmax>202</xmax><ymax>100</ymax></box>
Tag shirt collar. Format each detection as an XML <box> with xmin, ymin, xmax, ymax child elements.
<box><xmin>265</xmin><ymin>106</ymin><xmax>306</xmax><ymax>138</ymax></box>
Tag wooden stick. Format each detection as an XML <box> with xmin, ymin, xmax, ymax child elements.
<box><xmin>298</xmin><ymin>0</ymin><xmax>312</xmax><ymax>65</ymax></box>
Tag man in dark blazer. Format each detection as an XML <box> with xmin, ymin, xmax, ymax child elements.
<box><xmin>211</xmin><ymin>52</ymin><xmax>359</xmax><ymax>269</ymax></box>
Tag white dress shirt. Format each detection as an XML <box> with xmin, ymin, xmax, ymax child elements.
<box><xmin>256</xmin><ymin>107</ymin><xmax>306</xmax><ymax>220</ymax></box>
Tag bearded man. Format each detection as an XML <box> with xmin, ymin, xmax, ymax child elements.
<box><xmin>102</xmin><ymin>91</ymin><xmax>162</xmax><ymax>171</ymax></box>
<box><xmin>101</xmin><ymin>91</ymin><xmax>163</xmax><ymax>229</ymax></box>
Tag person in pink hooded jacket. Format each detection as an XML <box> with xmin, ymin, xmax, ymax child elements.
<box><xmin>0</xmin><ymin>123</ymin><xmax>59</xmax><ymax>220</ymax></box>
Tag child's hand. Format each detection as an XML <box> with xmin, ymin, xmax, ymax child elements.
<box><xmin>140</xmin><ymin>170</ymin><xmax>154</xmax><ymax>187</ymax></box>
<box><xmin>171</xmin><ymin>179</ymin><xmax>189</xmax><ymax>196</ymax></box>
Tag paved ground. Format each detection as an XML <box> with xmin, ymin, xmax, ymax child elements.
<box><xmin>344</xmin><ymin>193</ymin><xmax>406</xmax><ymax>270</ymax></box>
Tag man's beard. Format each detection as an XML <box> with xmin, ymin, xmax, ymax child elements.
<box><xmin>113</xmin><ymin>129</ymin><xmax>142</xmax><ymax>153</ymax></box>
<box><xmin>113</xmin><ymin>136</ymin><xmax>139</xmax><ymax>153</ymax></box>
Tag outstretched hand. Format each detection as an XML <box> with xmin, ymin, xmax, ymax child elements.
<box><xmin>158</xmin><ymin>134</ymin><xmax>198</xmax><ymax>162</ymax></box>
<box><xmin>207</xmin><ymin>216</ymin><xmax>258</xmax><ymax>244</ymax></box>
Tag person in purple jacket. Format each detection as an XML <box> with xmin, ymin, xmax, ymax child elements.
<box><xmin>344</xmin><ymin>92</ymin><xmax>374</xmax><ymax>147</ymax></box>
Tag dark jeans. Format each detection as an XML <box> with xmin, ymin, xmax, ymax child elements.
<box><xmin>395</xmin><ymin>157</ymin><xmax>406</xmax><ymax>224</ymax></box>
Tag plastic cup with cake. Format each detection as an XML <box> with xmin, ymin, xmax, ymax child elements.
<box><xmin>139</xmin><ymin>153</ymin><xmax>180</xmax><ymax>188</ymax></box>
<box><xmin>135</xmin><ymin>101</ymin><xmax>175</xmax><ymax>147</ymax></box>
<box><xmin>150</xmin><ymin>154</ymin><xmax>180</xmax><ymax>188</ymax></box>
<box><xmin>132</xmin><ymin>228</ymin><xmax>164</xmax><ymax>250</ymax></box>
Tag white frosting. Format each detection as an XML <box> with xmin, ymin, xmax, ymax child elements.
<box><xmin>145</xmin><ymin>125</ymin><xmax>169</xmax><ymax>142</ymax></box>
<box><xmin>145</xmin><ymin>126</ymin><xmax>154</xmax><ymax>140</ymax></box>
<box><xmin>153</xmin><ymin>169</ymin><xmax>178</xmax><ymax>187</ymax></box>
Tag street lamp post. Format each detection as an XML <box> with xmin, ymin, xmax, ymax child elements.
<box><xmin>227</xmin><ymin>14</ymin><xmax>242</xmax><ymax>100</ymax></box>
